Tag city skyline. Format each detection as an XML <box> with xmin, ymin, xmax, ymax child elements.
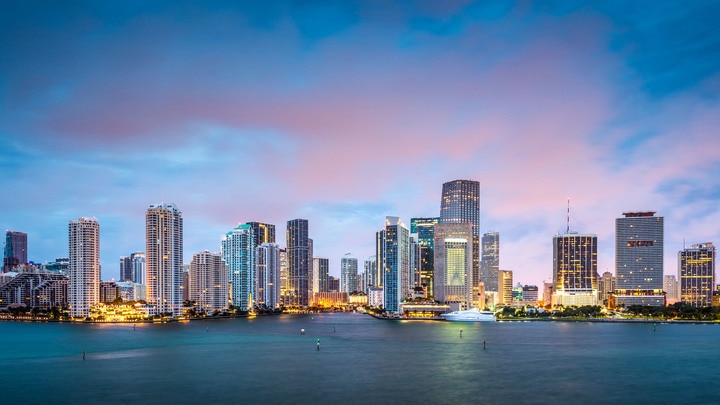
<box><xmin>2</xmin><ymin>2</ymin><xmax>720</xmax><ymax>289</ymax></box>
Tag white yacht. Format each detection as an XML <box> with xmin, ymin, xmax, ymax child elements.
<box><xmin>441</xmin><ymin>308</ymin><xmax>497</xmax><ymax>322</ymax></box>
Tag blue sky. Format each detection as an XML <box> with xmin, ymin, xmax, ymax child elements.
<box><xmin>1</xmin><ymin>1</ymin><xmax>719</xmax><ymax>287</ymax></box>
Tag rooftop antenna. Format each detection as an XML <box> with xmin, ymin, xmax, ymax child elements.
<box><xmin>566</xmin><ymin>198</ymin><xmax>570</xmax><ymax>234</ymax></box>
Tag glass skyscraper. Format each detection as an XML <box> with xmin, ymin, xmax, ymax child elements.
<box><xmin>286</xmin><ymin>219</ymin><xmax>310</xmax><ymax>306</ymax></box>
<box><xmin>3</xmin><ymin>230</ymin><xmax>27</xmax><ymax>272</ymax></box>
<box><xmin>222</xmin><ymin>224</ymin><xmax>255</xmax><ymax>311</ymax></box>
<box><xmin>481</xmin><ymin>232</ymin><xmax>499</xmax><ymax>292</ymax></box>
<box><xmin>341</xmin><ymin>253</ymin><xmax>358</xmax><ymax>293</ymax></box>
<box><xmin>383</xmin><ymin>216</ymin><xmax>410</xmax><ymax>313</ymax></box>
<box><xmin>439</xmin><ymin>180</ymin><xmax>480</xmax><ymax>289</ymax></box>
<box><xmin>410</xmin><ymin>217</ymin><xmax>439</xmax><ymax>298</ymax></box>
<box><xmin>433</xmin><ymin>223</ymin><xmax>473</xmax><ymax>310</ymax></box>
<box><xmin>614</xmin><ymin>212</ymin><xmax>664</xmax><ymax>306</ymax></box>
<box><xmin>552</xmin><ymin>232</ymin><xmax>598</xmax><ymax>306</ymax></box>
<box><xmin>256</xmin><ymin>242</ymin><xmax>281</xmax><ymax>309</ymax></box>
<box><xmin>679</xmin><ymin>242</ymin><xmax>715</xmax><ymax>307</ymax></box>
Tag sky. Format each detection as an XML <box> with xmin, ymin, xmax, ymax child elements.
<box><xmin>1</xmin><ymin>1</ymin><xmax>720</xmax><ymax>288</ymax></box>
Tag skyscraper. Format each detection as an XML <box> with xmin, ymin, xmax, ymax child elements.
<box><xmin>246</xmin><ymin>222</ymin><xmax>276</xmax><ymax>247</ymax></box>
<box><xmin>433</xmin><ymin>223</ymin><xmax>474</xmax><ymax>310</ymax></box>
<box><xmin>375</xmin><ymin>230</ymin><xmax>385</xmax><ymax>289</ymax></box>
<box><xmin>68</xmin><ymin>218</ymin><xmax>100</xmax><ymax>318</ymax></box>
<box><xmin>222</xmin><ymin>224</ymin><xmax>255</xmax><ymax>311</ymax></box>
<box><xmin>498</xmin><ymin>270</ymin><xmax>513</xmax><ymax>305</ymax></box>
<box><xmin>146</xmin><ymin>203</ymin><xmax>183</xmax><ymax>317</ymax></box>
<box><xmin>598</xmin><ymin>271</ymin><xmax>616</xmax><ymax>304</ymax></box>
<box><xmin>552</xmin><ymin>233</ymin><xmax>598</xmax><ymax>306</ymax></box>
<box><xmin>257</xmin><ymin>242</ymin><xmax>281</xmax><ymax>309</ymax></box>
<box><xmin>615</xmin><ymin>212</ymin><xmax>664</xmax><ymax>307</ymax></box>
<box><xmin>364</xmin><ymin>256</ymin><xmax>377</xmax><ymax>290</ymax></box>
<box><xmin>120</xmin><ymin>256</ymin><xmax>133</xmax><ymax>282</ymax></box>
<box><xmin>131</xmin><ymin>252</ymin><xmax>146</xmax><ymax>285</ymax></box>
<box><xmin>287</xmin><ymin>219</ymin><xmax>310</xmax><ymax>306</ymax></box>
<box><xmin>481</xmin><ymin>232</ymin><xmax>499</xmax><ymax>291</ymax></box>
<box><xmin>312</xmin><ymin>257</ymin><xmax>329</xmax><ymax>294</ymax></box>
<box><xmin>410</xmin><ymin>217</ymin><xmax>439</xmax><ymax>298</ymax></box>
<box><xmin>341</xmin><ymin>253</ymin><xmax>358</xmax><ymax>293</ymax></box>
<box><xmin>383</xmin><ymin>216</ymin><xmax>410</xmax><ymax>314</ymax></box>
<box><xmin>439</xmin><ymin>180</ymin><xmax>480</xmax><ymax>290</ymax></box>
<box><xmin>3</xmin><ymin>230</ymin><xmax>27</xmax><ymax>272</ymax></box>
<box><xmin>679</xmin><ymin>242</ymin><xmax>715</xmax><ymax>307</ymax></box>
<box><xmin>189</xmin><ymin>250</ymin><xmax>228</xmax><ymax>314</ymax></box>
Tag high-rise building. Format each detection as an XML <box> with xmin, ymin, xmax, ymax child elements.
<box><xmin>552</xmin><ymin>232</ymin><xmax>598</xmax><ymax>307</ymax></box>
<box><xmin>522</xmin><ymin>285</ymin><xmax>539</xmax><ymax>303</ymax></box>
<box><xmin>222</xmin><ymin>224</ymin><xmax>255</xmax><ymax>311</ymax></box>
<box><xmin>433</xmin><ymin>223</ymin><xmax>474</xmax><ymax>310</ymax></box>
<box><xmin>375</xmin><ymin>230</ymin><xmax>385</xmax><ymax>288</ymax></box>
<box><xmin>146</xmin><ymin>203</ymin><xmax>184</xmax><ymax>317</ymax></box>
<box><xmin>679</xmin><ymin>242</ymin><xmax>715</xmax><ymax>307</ymax></box>
<box><xmin>287</xmin><ymin>219</ymin><xmax>310</xmax><ymax>306</ymax></box>
<box><xmin>341</xmin><ymin>253</ymin><xmax>358</xmax><ymax>293</ymax></box>
<box><xmin>663</xmin><ymin>275</ymin><xmax>680</xmax><ymax>304</ymax></box>
<box><xmin>481</xmin><ymin>232</ymin><xmax>500</xmax><ymax>291</ymax></box>
<box><xmin>246</xmin><ymin>222</ymin><xmax>276</xmax><ymax>247</ymax></box>
<box><xmin>383</xmin><ymin>216</ymin><xmax>410</xmax><ymax>313</ymax></box>
<box><xmin>598</xmin><ymin>271</ymin><xmax>616</xmax><ymax>304</ymax></box>
<box><xmin>313</xmin><ymin>257</ymin><xmax>329</xmax><ymax>294</ymax></box>
<box><xmin>119</xmin><ymin>256</ymin><xmax>133</xmax><ymax>282</ymax></box>
<box><xmin>307</xmin><ymin>238</ymin><xmax>314</xmax><ymax>298</ymax></box>
<box><xmin>68</xmin><ymin>218</ymin><xmax>100</xmax><ymax>318</ymax></box>
<box><xmin>131</xmin><ymin>252</ymin><xmax>146</xmax><ymax>285</ymax></box>
<box><xmin>3</xmin><ymin>230</ymin><xmax>27</xmax><ymax>272</ymax></box>
<box><xmin>614</xmin><ymin>212</ymin><xmax>664</xmax><ymax>307</ymax></box>
<box><xmin>498</xmin><ymin>270</ymin><xmax>513</xmax><ymax>305</ymax></box>
<box><xmin>328</xmin><ymin>276</ymin><xmax>340</xmax><ymax>292</ymax></box>
<box><xmin>257</xmin><ymin>242</ymin><xmax>281</xmax><ymax>309</ymax></box>
<box><xmin>279</xmin><ymin>248</ymin><xmax>289</xmax><ymax>305</ymax></box>
<box><xmin>189</xmin><ymin>250</ymin><xmax>228</xmax><ymax>314</ymax></box>
<box><xmin>410</xmin><ymin>217</ymin><xmax>439</xmax><ymax>297</ymax></box>
<box><xmin>439</xmin><ymin>180</ymin><xmax>480</xmax><ymax>290</ymax></box>
<box><xmin>364</xmin><ymin>256</ymin><xmax>377</xmax><ymax>290</ymax></box>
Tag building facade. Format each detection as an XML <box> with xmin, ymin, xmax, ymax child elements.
<box><xmin>383</xmin><ymin>216</ymin><xmax>410</xmax><ymax>314</ymax></box>
<box><xmin>614</xmin><ymin>212</ymin><xmax>664</xmax><ymax>307</ymax></box>
<box><xmin>189</xmin><ymin>250</ymin><xmax>228</xmax><ymax>314</ymax></box>
<box><xmin>3</xmin><ymin>230</ymin><xmax>28</xmax><ymax>272</ymax></box>
<box><xmin>679</xmin><ymin>242</ymin><xmax>715</xmax><ymax>307</ymax></box>
<box><xmin>410</xmin><ymin>217</ymin><xmax>439</xmax><ymax>298</ymax></box>
<box><xmin>257</xmin><ymin>242</ymin><xmax>281</xmax><ymax>309</ymax></box>
<box><xmin>439</xmin><ymin>180</ymin><xmax>480</xmax><ymax>290</ymax></box>
<box><xmin>286</xmin><ymin>219</ymin><xmax>310</xmax><ymax>306</ymax></box>
<box><xmin>222</xmin><ymin>224</ymin><xmax>255</xmax><ymax>311</ymax></box>
<box><xmin>481</xmin><ymin>232</ymin><xmax>500</xmax><ymax>292</ymax></box>
<box><xmin>341</xmin><ymin>253</ymin><xmax>358</xmax><ymax>293</ymax></box>
<box><xmin>433</xmin><ymin>223</ymin><xmax>474</xmax><ymax>311</ymax></box>
<box><xmin>498</xmin><ymin>270</ymin><xmax>513</xmax><ymax>305</ymax></box>
<box><xmin>146</xmin><ymin>203</ymin><xmax>184</xmax><ymax>317</ymax></box>
<box><xmin>69</xmin><ymin>217</ymin><xmax>100</xmax><ymax>318</ymax></box>
<box><xmin>552</xmin><ymin>233</ymin><xmax>598</xmax><ymax>307</ymax></box>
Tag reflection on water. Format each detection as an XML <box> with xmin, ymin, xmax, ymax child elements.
<box><xmin>1</xmin><ymin>314</ymin><xmax>719</xmax><ymax>404</ymax></box>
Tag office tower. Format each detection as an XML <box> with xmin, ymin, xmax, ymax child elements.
<box><xmin>364</xmin><ymin>256</ymin><xmax>377</xmax><ymax>290</ymax></box>
<box><xmin>433</xmin><ymin>223</ymin><xmax>474</xmax><ymax>310</ymax></box>
<box><xmin>663</xmin><ymin>275</ymin><xmax>680</xmax><ymax>303</ymax></box>
<box><xmin>68</xmin><ymin>218</ymin><xmax>100</xmax><ymax>318</ymax></box>
<box><xmin>189</xmin><ymin>250</ymin><xmax>228</xmax><ymax>314</ymax></box>
<box><xmin>598</xmin><ymin>271</ymin><xmax>616</xmax><ymax>304</ymax></box>
<box><xmin>222</xmin><ymin>224</ymin><xmax>255</xmax><ymax>311</ymax></box>
<box><xmin>257</xmin><ymin>242</ymin><xmax>281</xmax><ymax>309</ymax></box>
<box><xmin>313</xmin><ymin>257</ymin><xmax>329</xmax><ymax>293</ymax></box>
<box><xmin>120</xmin><ymin>256</ymin><xmax>133</xmax><ymax>282</ymax></box>
<box><xmin>439</xmin><ymin>180</ymin><xmax>480</xmax><ymax>290</ymax></box>
<box><xmin>287</xmin><ymin>219</ymin><xmax>310</xmax><ymax>306</ymax></box>
<box><xmin>341</xmin><ymin>253</ymin><xmax>358</xmax><ymax>293</ymax></box>
<box><xmin>279</xmin><ymin>248</ymin><xmax>289</xmax><ymax>305</ymax></box>
<box><xmin>3</xmin><ymin>230</ymin><xmax>27</xmax><ymax>272</ymax></box>
<box><xmin>246</xmin><ymin>222</ymin><xmax>276</xmax><ymax>247</ymax></box>
<box><xmin>498</xmin><ymin>270</ymin><xmax>513</xmax><ymax>305</ymax></box>
<box><xmin>410</xmin><ymin>237</ymin><xmax>420</xmax><ymax>289</ymax></box>
<box><xmin>522</xmin><ymin>285</ymin><xmax>539</xmax><ymax>303</ymax></box>
<box><xmin>131</xmin><ymin>252</ymin><xmax>146</xmax><ymax>285</ymax></box>
<box><xmin>552</xmin><ymin>232</ymin><xmax>598</xmax><ymax>306</ymax></box>
<box><xmin>615</xmin><ymin>212</ymin><xmax>664</xmax><ymax>306</ymax></box>
<box><xmin>481</xmin><ymin>232</ymin><xmax>500</xmax><ymax>291</ymax></box>
<box><xmin>146</xmin><ymin>203</ymin><xmax>184</xmax><ymax>317</ymax></box>
<box><xmin>307</xmin><ymin>238</ymin><xmax>314</xmax><ymax>298</ymax></box>
<box><xmin>383</xmin><ymin>216</ymin><xmax>410</xmax><ymax>313</ymax></box>
<box><xmin>679</xmin><ymin>242</ymin><xmax>715</xmax><ymax>307</ymax></box>
<box><xmin>375</xmin><ymin>230</ymin><xmax>385</xmax><ymax>288</ymax></box>
<box><xmin>410</xmin><ymin>217</ymin><xmax>439</xmax><ymax>297</ymax></box>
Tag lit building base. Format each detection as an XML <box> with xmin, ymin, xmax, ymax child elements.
<box><xmin>609</xmin><ymin>290</ymin><xmax>666</xmax><ymax>308</ymax></box>
<box><xmin>551</xmin><ymin>291</ymin><xmax>598</xmax><ymax>307</ymax></box>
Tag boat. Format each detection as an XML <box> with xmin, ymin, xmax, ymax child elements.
<box><xmin>441</xmin><ymin>308</ymin><xmax>497</xmax><ymax>322</ymax></box>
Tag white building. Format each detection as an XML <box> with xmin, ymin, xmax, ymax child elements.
<box><xmin>68</xmin><ymin>217</ymin><xmax>100</xmax><ymax>318</ymax></box>
<box><xmin>146</xmin><ymin>203</ymin><xmax>183</xmax><ymax>317</ymax></box>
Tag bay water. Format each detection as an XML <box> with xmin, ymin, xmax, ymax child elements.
<box><xmin>1</xmin><ymin>313</ymin><xmax>717</xmax><ymax>404</ymax></box>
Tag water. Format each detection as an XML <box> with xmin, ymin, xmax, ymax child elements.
<box><xmin>1</xmin><ymin>314</ymin><xmax>718</xmax><ymax>404</ymax></box>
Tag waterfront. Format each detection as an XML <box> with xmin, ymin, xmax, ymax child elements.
<box><xmin>2</xmin><ymin>313</ymin><xmax>718</xmax><ymax>404</ymax></box>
